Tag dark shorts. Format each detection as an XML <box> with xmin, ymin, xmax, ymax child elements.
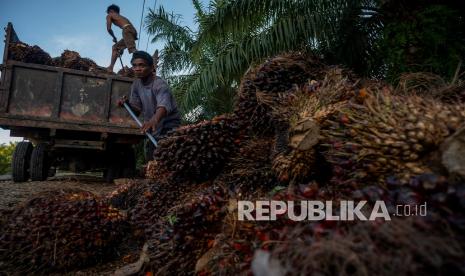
<box><xmin>114</xmin><ymin>24</ymin><xmax>138</xmax><ymax>54</ymax></box>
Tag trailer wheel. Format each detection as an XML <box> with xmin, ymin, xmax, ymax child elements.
<box><xmin>30</xmin><ymin>143</ymin><xmax>49</xmax><ymax>181</ymax></box>
<box><xmin>12</xmin><ymin>141</ymin><xmax>33</xmax><ymax>182</ymax></box>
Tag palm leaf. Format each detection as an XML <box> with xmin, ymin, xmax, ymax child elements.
<box><xmin>145</xmin><ymin>6</ymin><xmax>195</xmax><ymax>48</ymax></box>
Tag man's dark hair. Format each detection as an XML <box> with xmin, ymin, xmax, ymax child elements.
<box><xmin>131</xmin><ymin>51</ymin><xmax>154</xmax><ymax>66</ymax></box>
<box><xmin>107</xmin><ymin>4</ymin><xmax>120</xmax><ymax>14</ymax></box>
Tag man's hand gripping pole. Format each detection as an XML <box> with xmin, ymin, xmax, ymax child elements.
<box><xmin>123</xmin><ymin>102</ymin><xmax>158</xmax><ymax>147</ymax></box>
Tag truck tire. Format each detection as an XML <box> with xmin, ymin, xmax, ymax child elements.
<box><xmin>30</xmin><ymin>143</ymin><xmax>49</xmax><ymax>181</ymax></box>
<box><xmin>12</xmin><ymin>141</ymin><xmax>33</xmax><ymax>182</ymax></box>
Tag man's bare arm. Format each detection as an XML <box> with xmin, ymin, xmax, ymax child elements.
<box><xmin>106</xmin><ymin>14</ymin><xmax>117</xmax><ymax>43</ymax></box>
<box><xmin>141</xmin><ymin>107</ymin><xmax>167</xmax><ymax>133</ymax></box>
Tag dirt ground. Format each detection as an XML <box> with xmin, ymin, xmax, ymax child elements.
<box><xmin>0</xmin><ymin>173</ymin><xmax>117</xmax><ymax>211</ymax></box>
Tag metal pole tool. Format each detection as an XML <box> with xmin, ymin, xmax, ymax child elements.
<box><xmin>123</xmin><ymin>102</ymin><xmax>158</xmax><ymax>147</ymax></box>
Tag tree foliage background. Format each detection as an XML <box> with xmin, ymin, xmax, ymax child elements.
<box><xmin>0</xmin><ymin>142</ymin><xmax>17</xmax><ymax>174</ymax></box>
<box><xmin>145</xmin><ymin>0</ymin><xmax>465</xmax><ymax>121</ymax></box>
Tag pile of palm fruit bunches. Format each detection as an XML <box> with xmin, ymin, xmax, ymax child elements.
<box><xmin>0</xmin><ymin>190</ymin><xmax>127</xmax><ymax>273</ymax></box>
<box><xmin>1</xmin><ymin>51</ymin><xmax>464</xmax><ymax>275</ymax></box>
<box><xmin>8</xmin><ymin>42</ymin><xmax>117</xmax><ymax>75</ymax></box>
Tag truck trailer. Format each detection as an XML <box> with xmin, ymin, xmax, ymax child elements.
<box><xmin>0</xmin><ymin>23</ymin><xmax>144</xmax><ymax>182</ymax></box>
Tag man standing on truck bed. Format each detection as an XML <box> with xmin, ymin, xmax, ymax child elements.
<box><xmin>106</xmin><ymin>4</ymin><xmax>138</xmax><ymax>72</ymax></box>
<box><xmin>118</xmin><ymin>51</ymin><xmax>181</xmax><ymax>161</ymax></box>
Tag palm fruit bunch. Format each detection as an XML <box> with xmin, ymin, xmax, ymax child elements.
<box><xmin>144</xmin><ymin>184</ymin><xmax>227</xmax><ymax>275</ymax></box>
<box><xmin>153</xmin><ymin>115</ymin><xmax>242</xmax><ymax>182</ymax></box>
<box><xmin>289</xmin><ymin>67</ymin><xmax>358</xmax><ymax>126</ymax></box>
<box><xmin>285</xmin><ymin>67</ymin><xmax>359</xmax><ymax>151</ymax></box>
<box><xmin>202</xmin><ymin>182</ymin><xmax>336</xmax><ymax>275</ymax></box>
<box><xmin>348</xmin><ymin>173</ymin><xmax>465</xmax><ymax>232</ymax></box>
<box><xmin>128</xmin><ymin>179</ymin><xmax>191</xmax><ymax>240</ymax></box>
<box><xmin>51</xmin><ymin>50</ymin><xmax>99</xmax><ymax>71</ymax></box>
<box><xmin>145</xmin><ymin>160</ymin><xmax>172</xmax><ymax>180</ymax></box>
<box><xmin>0</xmin><ymin>190</ymin><xmax>126</xmax><ymax>273</ymax></box>
<box><xmin>117</xmin><ymin>66</ymin><xmax>135</xmax><ymax>78</ymax></box>
<box><xmin>269</xmin><ymin>67</ymin><xmax>360</xmax><ymax>183</ymax></box>
<box><xmin>234</xmin><ymin>53</ymin><xmax>326</xmax><ymax>135</ymax></box>
<box><xmin>8</xmin><ymin>42</ymin><xmax>52</xmax><ymax>65</ymax></box>
<box><xmin>200</xmin><ymin>206</ymin><xmax>259</xmax><ymax>275</ymax></box>
<box><xmin>215</xmin><ymin>137</ymin><xmax>277</xmax><ymax>194</ymax></box>
<box><xmin>106</xmin><ymin>179</ymin><xmax>149</xmax><ymax>210</ymax></box>
<box><xmin>251</xmin><ymin>53</ymin><xmax>326</xmax><ymax>108</ymax></box>
<box><xmin>208</xmin><ymin>174</ymin><xmax>465</xmax><ymax>275</ymax></box>
<box><xmin>233</xmin><ymin>66</ymin><xmax>275</xmax><ymax>134</ymax></box>
<box><xmin>320</xmin><ymin>87</ymin><xmax>465</xmax><ymax>185</ymax></box>
<box><xmin>264</xmin><ymin>216</ymin><xmax>464</xmax><ymax>276</ymax></box>
<box><xmin>384</xmin><ymin>173</ymin><xmax>465</xmax><ymax>231</ymax></box>
<box><xmin>271</xmin><ymin>121</ymin><xmax>291</xmax><ymax>156</ymax></box>
<box><xmin>272</xmin><ymin>149</ymin><xmax>317</xmax><ymax>183</ymax></box>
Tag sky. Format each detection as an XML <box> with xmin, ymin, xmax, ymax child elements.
<box><xmin>0</xmin><ymin>0</ymin><xmax>205</xmax><ymax>144</ymax></box>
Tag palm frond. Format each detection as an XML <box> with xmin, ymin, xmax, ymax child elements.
<box><xmin>159</xmin><ymin>41</ymin><xmax>194</xmax><ymax>77</ymax></box>
<box><xmin>145</xmin><ymin>6</ymin><xmax>195</xmax><ymax>48</ymax></box>
<box><xmin>192</xmin><ymin>0</ymin><xmax>207</xmax><ymax>23</ymax></box>
<box><xmin>184</xmin><ymin>5</ymin><xmax>349</xmax><ymax>108</ymax></box>
<box><xmin>165</xmin><ymin>73</ymin><xmax>199</xmax><ymax>114</ymax></box>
